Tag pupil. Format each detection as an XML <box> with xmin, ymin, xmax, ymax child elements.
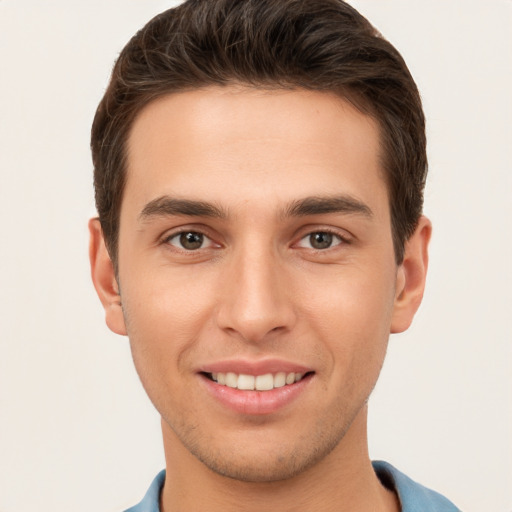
<box><xmin>180</xmin><ymin>232</ymin><xmax>203</xmax><ymax>250</ymax></box>
<box><xmin>310</xmin><ymin>232</ymin><xmax>332</xmax><ymax>249</ymax></box>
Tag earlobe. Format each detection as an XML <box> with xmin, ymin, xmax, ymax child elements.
<box><xmin>88</xmin><ymin>218</ymin><xmax>127</xmax><ymax>336</ymax></box>
<box><xmin>390</xmin><ymin>216</ymin><xmax>432</xmax><ymax>334</ymax></box>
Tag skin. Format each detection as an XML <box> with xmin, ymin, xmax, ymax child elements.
<box><xmin>90</xmin><ymin>86</ymin><xmax>431</xmax><ymax>511</ymax></box>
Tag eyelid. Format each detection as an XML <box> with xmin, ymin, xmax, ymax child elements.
<box><xmin>293</xmin><ymin>226</ymin><xmax>353</xmax><ymax>247</ymax></box>
<box><xmin>160</xmin><ymin>225</ymin><xmax>222</xmax><ymax>250</ymax></box>
<box><xmin>166</xmin><ymin>232</ymin><xmax>214</xmax><ymax>249</ymax></box>
<box><xmin>296</xmin><ymin>232</ymin><xmax>343</xmax><ymax>250</ymax></box>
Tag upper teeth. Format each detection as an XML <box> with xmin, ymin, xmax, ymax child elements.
<box><xmin>211</xmin><ymin>372</ymin><xmax>304</xmax><ymax>391</ymax></box>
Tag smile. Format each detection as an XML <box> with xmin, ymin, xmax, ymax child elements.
<box><xmin>201</xmin><ymin>369</ymin><xmax>313</xmax><ymax>415</ymax></box>
<box><xmin>208</xmin><ymin>372</ymin><xmax>305</xmax><ymax>391</ymax></box>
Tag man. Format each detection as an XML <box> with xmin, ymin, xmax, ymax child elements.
<box><xmin>88</xmin><ymin>0</ymin><xmax>460</xmax><ymax>510</ymax></box>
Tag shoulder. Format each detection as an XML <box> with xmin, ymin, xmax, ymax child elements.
<box><xmin>123</xmin><ymin>469</ymin><xmax>166</xmax><ymax>512</ymax></box>
<box><xmin>372</xmin><ymin>461</ymin><xmax>461</xmax><ymax>512</ymax></box>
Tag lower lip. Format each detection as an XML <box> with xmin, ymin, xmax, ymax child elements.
<box><xmin>200</xmin><ymin>374</ymin><xmax>313</xmax><ymax>415</ymax></box>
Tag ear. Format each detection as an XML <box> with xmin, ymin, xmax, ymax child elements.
<box><xmin>390</xmin><ymin>216</ymin><xmax>432</xmax><ymax>333</ymax></box>
<box><xmin>88</xmin><ymin>218</ymin><xmax>127</xmax><ymax>336</ymax></box>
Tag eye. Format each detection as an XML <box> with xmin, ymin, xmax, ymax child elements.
<box><xmin>297</xmin><ymin>231</ymin><xmax>344</xmax><ymax>250</ymax></box>
<box><xmin>165</xmin><ymin>231</ymin><xmax>214</xmax><ymax>251</ymax></box>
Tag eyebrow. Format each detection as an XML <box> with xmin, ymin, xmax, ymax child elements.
<box><xmin>139</xmin><ymin>196</ymin><xmax>227</xmax><ymax>221</ymax></box>
<box><xmin>283</xmin><ymin>195</ymin><xmax>373</xmax><ymax>219</ymax></box>
<box><xmin>138</xmin><ymin>194</ymin><xmax>373</xmax><ymax>222</ymax></box>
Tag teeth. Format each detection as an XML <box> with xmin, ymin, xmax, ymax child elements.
<box><xmin>210</xmin><ymin>371</ymin><xmax>306</xmax><ymax>391</ymax></box>
<box><xmin>237</xmin><ymin>374</ymin><xmax>255</xmax><ymax>390</ymax></box>
<box><xmin>274</xmin><ymin>372</ymin><xmax>286</xmax><ymax>388</ymax></box>
<box><xmin>255</xmin><ymin>373</ymin><xmax>273</xmax><ymax>391</ymax></box>
<box><xmin>225</xmin><ymin>372</ymin><xmax>238</xmax><ymax>388</ymax></box>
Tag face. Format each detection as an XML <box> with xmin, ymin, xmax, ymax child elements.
<box><xmin>92</xmin><ymin>86</ymin><xmax>427</xmax><ymax>482</ymax></box>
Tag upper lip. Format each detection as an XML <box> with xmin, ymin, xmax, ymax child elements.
<box><xmin>198</xmin><ymin>358</ymin><xmax>313</xmax><ymax>375</ymax></box>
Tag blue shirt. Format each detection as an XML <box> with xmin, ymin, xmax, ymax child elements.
<box><xmin>125</xmin><ymin>461</ymin><xmax>460</xmax><ymax>511</ymax></box>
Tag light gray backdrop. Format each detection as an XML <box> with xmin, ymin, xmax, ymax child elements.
<box><xmin>0</xmin><ymin>1</ymin><xmax>510</xmax><ymax>510</ymax></box>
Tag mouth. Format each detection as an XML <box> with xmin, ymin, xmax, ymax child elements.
<box><xmin>203</xmin><ymin>371</ymin><xmax>311</xmax><ymax>391</ymax></box>
<box><xmin>198</xmin><ymin>361</ymin><xmax>315</xmax><ymax>414</ymax></box>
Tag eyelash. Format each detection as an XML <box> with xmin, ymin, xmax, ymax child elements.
<box><xmin>161</xmin><ymin>227</ymin><xmax>351</xmax><ymax>253</ymax></box>
<box><xmin>162</xmin><ymin>230</ymin><xmax>217</xmax><ymax>251</ymax></box>
<box><xmin>295</xmin><ymin>229</ymin><xmax>351</xmax><ymax>251</ymax></box>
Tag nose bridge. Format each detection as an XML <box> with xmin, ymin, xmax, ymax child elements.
<box><xmin>216</xmin><ymin>236</ymin><xmax>294</xmax><ymax>342</ymax></box>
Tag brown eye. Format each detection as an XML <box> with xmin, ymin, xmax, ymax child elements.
<box><xmin>297</xmin><ymin>231</ymin><xmax>344</xmax><ymax>250</ymax></box>
<box><xmin>167</xmin><ymin>231</ymin><xmax>209</xmax><ymax>250</ymax></box>
<box><xmin>180</xmin><ymin>232</ymin><xmax>203</xmax><ymax>250</ymax></box>
<box><xmin>309</xmin><ymin>232</ymin><xmax>333</xmax><ymax>249</ymax></box>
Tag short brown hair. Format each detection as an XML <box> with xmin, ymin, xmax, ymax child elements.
<box><xmin>91</xmin><ymin>0</ymin><xmax>426</xmax><ymax>266</ymax></box>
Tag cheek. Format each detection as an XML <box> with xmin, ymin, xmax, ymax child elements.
<box><xmin>119</xmin><ymin>268</ymin><xmax>217</xmax><ymax>386</ymax></box>
<box><xmin>122</xmin><ymin>262</ymin><xmax>216</xmax><ymax>332</ymax></box>
<box><xmin>297</xmin><ymin>264</ymin><xmax>396</xmax><ymax>373</ymax></box>
<box><xmin>300</xmin><ymin>259</ymin><xmax>396</xmax><ymax>324</ymax></box>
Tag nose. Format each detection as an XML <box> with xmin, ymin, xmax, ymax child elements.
<box><xmin>215</xmin><ymin>243</ymin><xmax>296</xmax><ymax>344</ymax></box>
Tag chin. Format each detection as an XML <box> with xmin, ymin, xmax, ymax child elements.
<box><xmin>197</xmin><ymin>451</ymin><xmax>318</xmax><ymax>483</ymax></box>
<box><xmin>186</xmin><ymin>424</ymin><xmax>345</xmax><ymax>483</ymax></box>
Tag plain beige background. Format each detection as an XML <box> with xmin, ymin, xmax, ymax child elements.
<box><xmin>0</xmin><ymin>1</ymin><xmax>510</xmax><ymax>510</ymax></box>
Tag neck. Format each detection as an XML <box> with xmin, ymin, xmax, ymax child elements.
<box><xmin>160</xmin><ymin>406</ymin><xmax>399</xmax><ymax>512</ymax></box>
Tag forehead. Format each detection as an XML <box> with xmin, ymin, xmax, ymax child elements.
<box><xmin>124</xmin><ymin>86</ymin><xmax>387</xmax><ymax>218</ymax></box>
